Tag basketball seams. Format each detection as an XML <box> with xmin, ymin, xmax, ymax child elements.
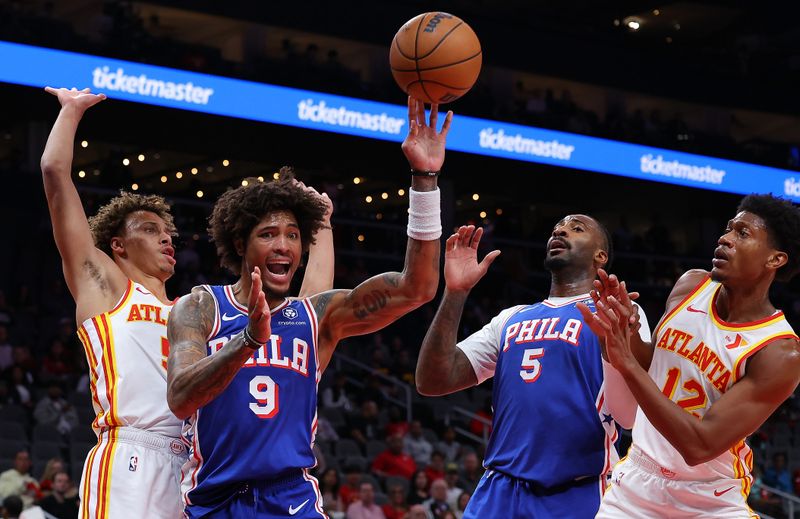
<box><xmin>414</xmin><ymin>14</ymin><xmax>435</xmax><ymax>104</ymax></box>
<box><xmin>392</xmin><ymin>37</ymin><xmax>415</xmax><ymax>61</ymax></box>
<box><xmin>404</xmin><ymin>79</ymin><xmax>471</xmax><ymax>92</ymax></box>
<box><xmin>416</xmin><ymin>21</ymin><xmax>465</xmax><ymax>60</ymax></box>
<box><xmin>391</xmin><ymin>50</ymin><xmax>482</xmax><ymax>73</ymax></box>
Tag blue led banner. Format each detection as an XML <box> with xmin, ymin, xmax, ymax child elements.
<box><xmin>2</xmin><ymin>40</ymin><xmax>798</xmax><ymax>201</ymax></box>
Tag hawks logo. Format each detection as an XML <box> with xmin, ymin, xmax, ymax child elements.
<box><xmin>282</xmin><ymin>307</ymin><xmax>298</xmax><ymax>320</ymax></box>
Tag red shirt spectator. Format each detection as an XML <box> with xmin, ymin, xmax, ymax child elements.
<box><xmin>372</xmin><ymin>434</ymin><xmax>417</xmax><ymax>480</ymax></box>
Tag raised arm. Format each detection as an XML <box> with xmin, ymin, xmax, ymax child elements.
<box><xmin>298</xmin><ymin>184</ymin><xmax>334</xmax><ymax>298</ymax></box>
<box><xmin>594</xmin><ymin>294</ymin><xmax>800</xmax><ymax>465</ymax></box>
<box><xmin>40</xmin><ymin>87</ymin><xmax>124</xmax><ymax>320</ymax></box>
<box><xmin>312</xmin><ymin>98</ymin><xmax>452</xmax><ymax>368</ymax></box>
<box><xmin>417</xmin><ymin>226</ymin><xmax>500</xmax><ymax>396</ymax></box>
<box><xmin>167</xmin><ymin>268</ymin><xmax>271</xmax><ymax>419</ymax></box>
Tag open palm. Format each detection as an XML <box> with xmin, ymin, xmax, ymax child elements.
<box><xmin>445</xmin><ymin>226</ymin><xmax>501</xmax><ymax>292</ymax></box>
<box><xmin>401</xmin><ymin>97</ymin><xmax>452</xmax><ymax>172</ymax></box>
<box><xmin>45</xmin><ymin>87</ymin><xmax>106</xmax><ymax>113</ymax></box>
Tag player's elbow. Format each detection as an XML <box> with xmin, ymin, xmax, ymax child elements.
<box><xmin>678</xmin><ymin>444</ymin><xmax>718</xmax><ymax>467</ymax></box>
<box><xmin>167</xmin><ymin>382</ymin><xmax>192</xmax><ymax>420</ymax></box>
<box><xmin>40</xmin><ymin>158</ymin><xmax>69</xmax><ymax>179</ymax></box>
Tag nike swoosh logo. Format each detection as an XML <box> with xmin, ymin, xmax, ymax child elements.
<box><xmin>686</xmin><ymin>305</ymin><xmax>707</xmax><ymax>314</ymax></box>
<box><xmin>221</xmin><ymin>313</ymin><xmax>245</xmax><ymax>322</ymax></box>
<box><xmin>714</xmin><ymin>486</ymin><xmax>735</xmax><ymax>496</ymax></box>
<box><xmin>288</xmin><ymin>499</ymin><xmax>310</xmax><ymax>515</ymax></box>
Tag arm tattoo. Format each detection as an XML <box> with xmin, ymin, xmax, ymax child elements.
<box><xmin>352</xmin><ymin>289</ymin><xmax>392</xmax><ymax>320</ymax></box>
<box><xmin>167</xmin><ymin>289</ymin><xmax>254</xmax><ymax>418</ymax></box>
<box><xmin>312</xmin><ymin>290</ymin><xmax>339</xmax><ymax>320</ymax></box>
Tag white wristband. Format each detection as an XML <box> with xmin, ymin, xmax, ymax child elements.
<box><xmin>407</xmin><ymin>187</ymin><xmax>441</xmax><ymax>241</ymax></box>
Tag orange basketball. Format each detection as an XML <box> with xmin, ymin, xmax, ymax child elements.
<box><xmin>389</xmin><ymin>12</ymin><xmax>482</xmax><ymax>104</ymax></box>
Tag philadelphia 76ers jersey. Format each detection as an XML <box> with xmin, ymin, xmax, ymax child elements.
<box><xmin>181</xmin><ymin>285</ymin><xmax>321</xmax><ymax>508</ymax></box>
<box><xmin>458</xmin><ymin>294</ymin><xmax>651</xmax><ymax>488</ymax></box>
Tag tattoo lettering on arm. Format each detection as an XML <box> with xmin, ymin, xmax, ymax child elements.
<box><xmin>382</xmin><ymin>272</ymin><xmax>401</xmax><ymax>288</ymax></box>
<box><xmin>167</xmin><ymin>289</ymin><xmax>254</xmax><ymax>419</ymax></box>
<box><xmin>352</xmin><ymin>290</ymin><xmax>392</xmax><ymax>320</ymax></box>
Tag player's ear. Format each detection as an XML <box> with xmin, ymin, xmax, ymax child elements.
<box><xmin>234</xmin><ymin>238</ymin><xmax>244</xmax><ymax>257</ymax></box>
<box><xmin>594</xmin><ymin>248</ymin><xmax>608</xmax><ymax>268</ymax></box>
<box><xmin>110</xmin><ymin>236</ymin><xmax>125</xmax><ymax>256</ymax></box>
<box><xmin>767</xmin><ymin>250</ymin><xmax>788</xmax><ymax>271</ymax></box>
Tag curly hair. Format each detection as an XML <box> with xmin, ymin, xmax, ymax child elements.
<box><xmin>209</xmin><ymin>168</ymin><xmax>329</xmax><ymax>275</ymax></box>
<box><xmin>88</xmin><ymin>191</ymin><xmax>176</xmax><ymax>256</ymax></box>
<box><xmin>737</xmin><ymin>194</ymin><xmax>800</xmax><ymax>281</ymax></box>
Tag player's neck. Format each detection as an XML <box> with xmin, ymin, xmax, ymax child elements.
<box><xmin>548</xmin><ymin>269</ymin><xmax>594</xmax><ymax>298</ymax></box>
<box><xmin>119</xmin><ymin>264</ymin><xmax>169</xmax><ymax>303</ymax></box>
<box><xmin>715</xmin><ymin>281</ymin><xmax>775</xmax><ymax>323</ymax></box>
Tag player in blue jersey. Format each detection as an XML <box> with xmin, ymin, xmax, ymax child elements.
<box><xmin>166</xmin><ymin>97</ymin><xmax>450</xmax><ymax>518</ymax></box>
<box><xmin>415</xmin><ymin>217</ymin><xmax>651</xmax><ymax>519</ymax></box>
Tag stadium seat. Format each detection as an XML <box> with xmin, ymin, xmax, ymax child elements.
<box><xmin>32</xmin><ymin>423</ymin><xmax>64</xmax><ymax>444</ymax></box>
<box><xmin>335</xmin><ymin>438</ymin><xmax>362</xmax><ymax>459</ymax></box>
<box><xmin>0</xmin><ymin>422</ymin><xmax>28</xmax><ymax>442</ymax></box>
<box><xmin>384</xmin><ymin>475</ymin><xmax>409</xmax><ymax>496</ymax></box>
<box><xmin>366</xmin><ymin>440</ymin><xmax>386</xmax><ymax>460</ymax></box>
<box><xmin>32</xmin><ymin>440</ymin><xmax>62</xmax><ymax>462</ymax></box>
<box><xmin>0</xmin><ymin>404</ymin><xmax>29</xmax><ymax>426</ymax></box>
<box><xmin>0</xmin><ymin>440</ymin><xmax>28</xmax><ymax>458</ymax></box>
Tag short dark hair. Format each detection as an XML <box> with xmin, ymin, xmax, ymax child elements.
<box><xmin>3</xmin><ymin>495</ymin><xmax>22</xmax><ymax>516</ymax></box>
<box><xmin>737</xmin><ymin>194</ymin><xmax>800</xmax><ymax>281</ymax></box>
<box><xmin>596</xmin><ymin>219</ymin><xmax>614</xmax><ymax>271</ymax></box>
<box><xmin>88</xmin><ymin>191</ymin><xmax>176</xmax><ymax>256</ymax></box>
<box><xmin>208</xmin><ymin>168</ymin><xmax>328</xmax><ymax>275</ymax></box>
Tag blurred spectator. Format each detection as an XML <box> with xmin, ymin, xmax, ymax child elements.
<box><xmin>11</xmin><ymin>346</ymin><xmax>37</xmax><ymax>380</ymax></box>
<box><xmin>348</xmin><ymin>400</ymin><xmax>381</xmax><ymax>448</ymax></box>
<box><xmin>406</xmin><ymin>471</ymin><xmax>429</xmax><ymax>505</ymax></box>
<box><xmin>424</xmin><ymin>452</ymin><xmax>445</xmax><ymax>484</ymax></box>
<box><xmin>389</xmin><ymin>349</ymin><xmax>414</xmax><ymax>385</ymax></box>
<box><xmin>34</xmin><ymin>383</ymin><xmax>78</xmax><ymax>435</ymax></box>
<box><xmin>322</xmin><ymin>372</ymin><xmax>353</xmax><ymax>412</ymax></box>
<box><xmin>37</xmin><ymin>471</ymin><xmax>78</xmax><ymax>519</ymax></box>
<box><xmin>454</xmin><ymin>492</ymin><xmax>471</xmax><ymax>519</ymax></box>
<box><xmin>318</xmin><ymin>468</ymin><xmax>345</xmax><ymax>518</ymax></box>
<box><xmin>381</xmin><ymin>483</ymin><xmax>408</xmax><ymax>519</ymax></box>
<box><xmin>407</xmin><ymin>504</ymin><xmax>427</xmax><ymax>519</ymax></box>
<box><xmin>421</xmin><ymin>479</ymin><xmax>451</xmax><ymax>519</ymax></box>
<box><xmin>457</xmin><ymin>452</ymin><xmax>483</xmax><ymax>494</ymax></box>
<box><xmin>404</xmin><ymin>421</ymin><xmax>433</xmax><ymax>466</ymax></box>
<box><xmin>435</xmin><ymin>427</ymin><xmax>462</xmax><ymax>463</ymax></box>
<box><xmin>371</xmin><ymin>434</ymin><xmax>416</xmax><ymax>480</ymax></box>
<box><xmin>749</xmin><ymin>465</ymin><xmax>782</xmax><ymax>517</ymax></box>
<box><xmin>443</xmin><ymin>464</ymin><xmax>463</xmax><ymax>509</ymax></box>
<box><xmin>763</xmin><ymin>452</ymin><xmax>792</xmax><ymax>493</ymax></box>
<box><xmin>345</xmin><ymin>481</ymin><xmax>385</xmax><ymax>519</ymax></box>
<box><xmin>468</xmin><ymin>399</ymin><xmax>492</xmax><ymax>439</ymax></box>
<box><xmin>0</xmin><ymin>451</ymin><xmax>40</xmax><ymax>508</ymax></box>
<box><xmin>312</xmin><ymin>444</ymin><xmax>327</xmax><ymax>475</ymax></box>
<box><xmin>2</xmin><ymin>495</ymin><xmax>22</xmax><ymax>519</ymax></box>
<box><xmin>0</xmin><ymin>324</ymin><xmax>13</xmax><ymax>371</ymax></box>
<box><xmin>37</xmin><ymin>458</ymin><xmax>66</xmax><ymax>496</ymax></box>
<box><xmin>384</xmin><ymin>407</ymin><xmax>409</xmax><ymax>438</ymax></box>
<box><xmin>339</xmin><ymin>464</ymin><xmax>364</xmax><ymax>510</ymax></box>
<box><xmin>39</xmin><ymin>339</ymin><xmax>76</xmax><ymax>384</ymax></box>
<box><xmin>316</xmin><ymin>415</ymin><xmax>340</xmax><ymax>442</ymax></box>
<box><xmin>7</xmin><ymin>366</ymin><xmax>33</xmax><ymax>409</ymax></box>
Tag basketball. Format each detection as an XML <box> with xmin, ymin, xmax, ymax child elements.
<box><xmin>389</xmin><ymin>12</ymin><xmax>482</xmax><ymax>104</ymax></box>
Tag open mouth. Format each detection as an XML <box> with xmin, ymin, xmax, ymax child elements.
<box><xmin>266</xmin><ymin>263</ymin><xmax>290</xmax><ymax>276</ymax></box>
<box><xmin>548</xmin><ymin>239</ymin><xmax>568</xmax><ymax>253</ymax></box>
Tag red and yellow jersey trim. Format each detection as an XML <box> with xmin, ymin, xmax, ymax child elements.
<box><xmin>709</xmin><ymin>284</ymin><xmax>785</xmax><ymax>331</ymax></box>
<box><xmin>653</xmin><ymin>276</ymin><xmax>712</xmax><ymax>339</ymax></box>
<box><xmin>733</xmin><ymin>331</ymin><xmax>799</xmax><ymax>382</ymax></box>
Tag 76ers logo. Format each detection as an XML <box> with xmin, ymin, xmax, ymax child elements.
<box><xmin>282</xmin><ymin>307</ymin><xmax>298</xmax><ymax>320</ymax></box>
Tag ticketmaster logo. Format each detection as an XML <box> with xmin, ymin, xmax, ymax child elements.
<box><xmin>297</xmin><ymin>99</ymin><xmax>405</xmax><ymax>135</ymax></box>
<box><xmin>784</xmin><ymin>178</ymin><xmax>800</xmax><ymax>197</ymax></box>
<box><xmin>478</xmin><ymin>128</ymin><xmax>575</xmax><ymax>160</ymax></box>
<box><xmin>640</xmin><ymin>154</ymin><xmax>726</xmax><ymax>185</ymax></box>
<box><xmin>92</xmin><ymin>66</ymin><xmax>214</xmax><ymax>105</ymax></box>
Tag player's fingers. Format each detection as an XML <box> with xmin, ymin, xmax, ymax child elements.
<box><xmin>608</xmin><ymin>296</ymin><xmax>631</xmax><ymax>320</ymax></box>
<box><xmin>440</xmin><ymin>111</ymin><xmax>453</xmax><ymax>137</ymax></box>
<box><xmin>249</xmin><ymin>267</ymin><xmax>262</xmax><ymax>308</ymax></box>
<box><xmin>44</xmin><ymin>86</ymin><xmax>56</xmax><ymax>94</ymax></box>
<box><xmin>81</xmin><ymin>87</ymin><xmax>91</xmax><ymax>93</ymax></box>
<box><xmin>445</xmin><ymin>233</ymin><xmax>459</xmax><ymax>251</ymax></box>
<box><xmin>460</xmin><ymin>225</ymin><xmax>475</xmax><ymax>247</ymax></box>
<box><xmin>429</xmin><ymin>103</ymin><xmax>439</xmax><ymax>129</ymax></box>
<box><xmin>407</xmin><ymin>96</ymin><xmax>414</xmax><ymax>123</ymax></box>
<box><xmin>470</xmin><ymin>227</ymin><xmax>484</xmax><ymax>249</ymax></box>
<box><xmin>416</xmin><ymin>98</ymin><xmax>426</xmax><ymax>127</ymax></box>
<box><xmin>480</xmin><ymin>250</ymin><xmax>501</xmax><ymax>270</ymax></box>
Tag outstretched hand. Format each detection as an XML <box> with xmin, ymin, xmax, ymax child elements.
<box><xmin>45</xmin><ymin>87</ymin><xmax>106</xmax><ymax>113</ymax></box>
<box><xmin>444</xmin><ymin>226</ymin><xmax>501</xmax><ymax>292</ymax></box>
<box><xmin>590</xmin><ymin>269</ymin><xmax>640</xmax><ymax>332</ymax></box>
<box><xmin>401</xmin><ymin>96</ymin><xmax>453</xmax><ymax>172</ymax></box>
<box><xmin>247</xmin><ymin>267</ymin><xmax>271</xmax><ymax>344</ymax></box>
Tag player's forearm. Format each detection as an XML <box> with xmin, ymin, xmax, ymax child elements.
<box><xmin>299</xmin><ymin>225</ymin><xmax>334</xmax><ymax>298</ymax></box>
<box><xmin>416</xmin><ymin>289</ymin><xmax>470</xmax><ymax>396</ymax></box>
<box><xmin>167</xmin><ymin>334</ymin><xmax>254</xmax><ymax>419</ymax></box>
<box><xmin>41</xmin><ymin>105</ymin><xmax>83</xmax><ymax>181</ymax></box>
<box><xmin>620</xmin><ymin>363</ymin><xmax>713</xmax><ymax>465</ymax></box>
<box><xmin>630</xmin><ymin>334</ymin><xmax>654</xmax><ymax>370</ymax></box>
<box><xmin>398</xmin><ymin>175</ymin><xmax>441</xmax><ymax>302</ymax></box>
